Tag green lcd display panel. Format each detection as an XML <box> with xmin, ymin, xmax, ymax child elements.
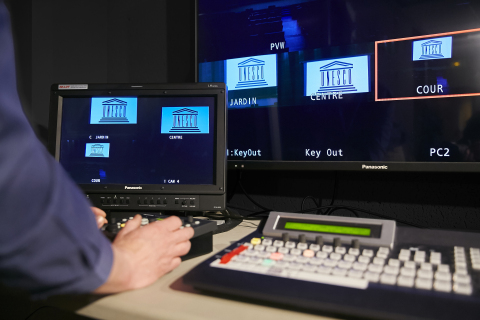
<box><xmin>284</xmin><ymin>222</ymin><xmax>372</xmax><ymax>236</ymax></box>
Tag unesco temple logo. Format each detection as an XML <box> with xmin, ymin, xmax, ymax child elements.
<box><xmin>419</xmin><ymin>40</ymin><xmax>444</xmax><ymax>60</ymax></box>
<box><xmin>85</xmin><ymin>143</ymin><xmax>110</xmax><ymax>158</ymax></box>
<box><xmin>99</xmin><ymin>98</ymin><xmax>129</xmax><ymax>123</ymax></box>
<box><xmin>305</xmin><ymin>55</ymin><xmax>369</xmax><ymax>96</ymax></box>
<box><xmin>161</xmin><ymin>107</ymin><xmax>209</xmax><ymax>134</ymax></box>
<box><xmin>225</xmin><ymin>54</ymin><xmax>277</xmax><ymax>91</ymax></box>
<box><xmin>90</xmin><ymin>97</ymin><xmax>137</xmax><ymax>124</ymax></box>
<box><xmin>169</xmin><ymin>108</ymin><xmax>201</xmax><ymax>133</ymax></box>
<box><xmin>235</xmin><ymin>58</ymin><xmax>268</xmax><ymax>89</ymax></box>
<box><xmin>413</xmin><ymin>36</ymin><xmax>452</xmax><ymax>61</ymax></box>
<box><xmin>89</xmin><ymin>144</ymin><xmax>105</xmax><ymax>156</ymax></box>
<box><xmin>318</xmin><ymin>61</ymin><xmax>357</xmax><ymax>94</ymax></box>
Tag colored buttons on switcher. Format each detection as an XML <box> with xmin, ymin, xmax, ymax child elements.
<box><xmin>303</xmin><ymin>250</ymin><xmax>315</xmax><ymax>258</ymax></box>
<box><xmin>251</xmin><ymin>238</ymin><xmax>262</xmax><ymax>245</ymax></box>
<box><xmin>220</xmin><ymin>245</ymin><xmax>248</xmax><ymax>264</ymax></box>
<box><xmin>270</xmin><ymin>252</ymin><xmax>284</xmax><ymax>261</ymax></box>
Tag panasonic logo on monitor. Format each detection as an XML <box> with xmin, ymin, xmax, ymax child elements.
<box><xmin>361</xmin><ymin>165</ymin><xmax>389</xmax><ymax>170</ymax></box>
<box><xmin>125</xmin><ymin>186</ymin><xmax>143</xmax><ymax>190</ymax></box>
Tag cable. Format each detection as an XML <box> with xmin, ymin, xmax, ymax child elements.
<box><xmin>237</xmin><ymin>174</ymin><xmax>272</xmax><ymax>211</ymax></box>
<box><xmin>298</xmin><ymin>172</ymin><xmax>337</xmax><ymax>215</ymax></box>
<box><xmin>324</xmin><ymin>171</ymin><xmax>338</xmax><ymax>215</ymax></box>
<box><xmin>224</xmin><ymin>205</ymin><xmax>269</xmax><ymax>219</ymax></box>
<box><xmin>225</xmin><ymin>169</ymin><xmax>273</xmax><ymax>220</ymax></box>
<box><xmin>230</xmin><ymin>169</ymin><xmax>421</xmax><ymax>227</ymax></box>
<box><xmin>206</xmin><ymin>208</ymin><xmax>243</xmax><ymax>234</ymax></box>
<box><xmin>225</xmin><ymin>204</ymin><xmax>258</xmax><ymax>213</ymax></box>
<box><xmin>226</xmin><ymin>169</ymin><xmax>240</xmax><ymax>203</ymax></box>
<box><xmin>327</xmin><ymin>206</ymin><xmax>359</xmax><ymax>217</ymax></box>
<box><xmin>239</xmin><ymin>220</ymin><xmax>260</xmax><ymax>228</ymax></box>
<box><xmin>228</xmin><ymin>200</ymin><xmax>423</xmax><ymax>228</ymax></box>
<box><xmin>300</xmin><ymin>196</ymin><xmax>320</xmax><ymax>212</ymax></box>
<box><xmin>242</xmin><ymin>209</ymin><xmax>272</xmax><ymax>218</ymax></box>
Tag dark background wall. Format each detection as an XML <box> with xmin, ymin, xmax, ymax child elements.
<box><xmin>6</xmin><ymin>0</ymin><xmax>480</xmax><ymax>231</ymax></box>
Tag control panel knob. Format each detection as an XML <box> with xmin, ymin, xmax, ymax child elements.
<box><xmin>282</xmin><ymin>233</ymin><xmax>290</xmax><ymax>242</ymax></box>
<box><xmin>187</xmin><ymin>215</ymin><xmax>194</xmax><ymax>223</ymax></box>
<box><xmin>182</xmin><ymin>200</ymin><xmax>187</xmax><ymax>205</ymax></box>
<box><xmin>315</xmin><ymin>236</ymin><xmax>323</xmax><ymax>246</ymax></box>
<box><xmin>351</xmin><ymin>239</ymin><xmax>360</xmax><ymax>249</ymax></box>
<box><xmin>333</xmin><ymin>237</ymin><xmax>341</xmax><ymax>247</ymax></box>
<box><xmin>299</xmin><ymin>234</ymin><xmax>306</xmax><ymax>243</ymax></box>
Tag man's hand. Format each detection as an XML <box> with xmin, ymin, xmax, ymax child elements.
<box><xmin>94</xmin><ymin>215</ymin><xmax>194</xmax><ymax>293</ymax></box>
<box><xmin>91</xmin><ymin>207</ymin><xmax>108</xmax><ymax>228</ymax></box>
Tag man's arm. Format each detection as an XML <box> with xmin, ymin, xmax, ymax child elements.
<box><xmin>95</xmin><ymin>215</ymin><xmax>194</xmax><ymax>293</ymax></box>
<box><xmin>0</xmin><ymin>1</ymin><xmax>193</xmax><ymax>297</ymax></box>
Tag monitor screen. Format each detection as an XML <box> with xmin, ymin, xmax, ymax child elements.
<box><xmin>59</xmin><ymin>96</ymin><xmax>215</xmax><ymax>185</ymax></box>
<box><xmin>197</xmin><ymin>0</ymin><xmax>480</xmax><ymax>172</ymax></box>
<box><xmin>49</xmin><ymin>83</ymin><xmax>227</xmax><ymax>212</ymax></box>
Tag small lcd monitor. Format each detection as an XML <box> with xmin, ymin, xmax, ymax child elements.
<box><xmin>48</xmin><ymin>83</ymin><xmax>227</xmax><ymax>212</ymax></box>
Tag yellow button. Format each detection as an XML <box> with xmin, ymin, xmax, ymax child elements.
<box><xmin>120</xmin><ymin>223</ymin><xmax>126</xmax><ymax>228</ymax></box>
<box><xmin>251</xmin><ymin>238</ymin><xmax>262</xmax><ymax>245</ymax></box>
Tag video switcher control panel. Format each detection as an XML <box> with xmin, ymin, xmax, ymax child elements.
<box><xmin>184</xmin><ymin>212</ymin><xmax>480</xmax><ymax>320</ymax></box>
<box><xmin>87</xmin><ymin>194</ymin><xmax>200</xmax><ymax>211</ymax></box>
<box><xmin>103</xmin><ymin>212</ymin><xmax>217</xmax><ymax>260</ymax></box>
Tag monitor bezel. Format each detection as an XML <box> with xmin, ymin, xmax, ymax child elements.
<box><xmin>226</xmin><ymin>160</ymin><xmax>480</xmax><ymax>172</ymax></box>
<box><xmin>48</xmin><ymin>83</ymin><xmax>227</xmax><ymax>194</ymax></box>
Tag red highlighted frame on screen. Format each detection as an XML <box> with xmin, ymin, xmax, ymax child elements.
<box><xmin>375</xmin><ymin>28</ymin><xmax>480</xmax><ymax>102</ymax></box>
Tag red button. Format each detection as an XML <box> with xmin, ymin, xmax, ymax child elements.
<box><xmin>270</xmin><ymin>252</ymin><xmax>284</xmax><ymax>261</ymax></box>
<box><xmin>219</xmin><ymin>245</ymin><xmax>248</xmax><ymax>264</ymax></box>
<box><xmin>220</xmin><ymin>253</ymin><xmax>235</xmax><ymax>264</ymax></box>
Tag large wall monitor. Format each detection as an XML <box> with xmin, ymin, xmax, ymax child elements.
<box><xmin>197</xmin><ymin>0</ymin><xmax>480</xmax><ymax>171</ymax></box>
<box><xmin>48</xmin><ymin>83</ymin><xmax>227</xmax><ymax>212</ymax></box>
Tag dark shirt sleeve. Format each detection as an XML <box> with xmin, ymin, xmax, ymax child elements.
<box><xmin>0</xmin><ymin>1</ymin><xmax>113</xmax><ymax>299</ymax></box>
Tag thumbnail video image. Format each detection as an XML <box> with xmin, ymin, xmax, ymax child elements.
<box><xmin>225</xmin><ymin>54</ymin><xmax>277</xmax><ymax>91</ymax></box>
<box><xmin>85</xmin><ymin>143</ymin><xmax>110</xmax><ymax>158</ymax></box>
<box><xmin>376</xmin><ymin>29</ymin><xmax>480</xmax><ymax>100</ymax></box>
<box><xmin>412</xmin><ymin>36</ymin><xmax>452</xmax><ymax>61</ymax></box>
<box><xmin>90</xmin><ymin>97</ymin><xmax>138</xmax><ymax>124</ymax></box>
<box><xmin>160</xmin><ymin>107</ymin><xmax>210</xmax><ymax>134</ymax></box>
<box><xmin>305</xmin><ymin>55</ymin><xmax>370</xmax><ymax>96</ymax></box>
